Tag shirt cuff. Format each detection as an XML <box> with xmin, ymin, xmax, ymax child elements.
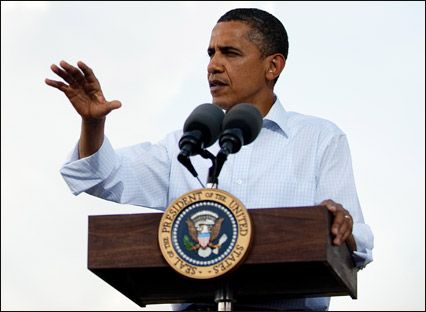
<box><xmin>60</xmin><ymin>136</ymin><xmax>118</xmax><ymax>195</ymax></box>
<box><xmin>351</xmin><ymin>223</ymin><xmax>374</xmax><ymax>269</ymax></box>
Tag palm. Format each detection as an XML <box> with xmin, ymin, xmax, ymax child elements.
<box><xmin>66</xmin><ymin>81</ymin><xmax>108</xmax><ymax>120</ymax></box>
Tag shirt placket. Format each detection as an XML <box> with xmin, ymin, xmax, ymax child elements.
<box><xmin>229</xmin><ymin>144</ymin><xmax>253</xmax><ymax>202</ymax></box>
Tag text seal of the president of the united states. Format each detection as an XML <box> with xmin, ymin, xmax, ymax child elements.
<box><xmin>158</xmin><ymin>188</ymin><xmax>253</xmax><ymax>279</ymax></box>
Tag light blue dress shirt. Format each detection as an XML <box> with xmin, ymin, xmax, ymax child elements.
<box><xmin>61</xmin><ymin>98</ymin><xmax>373</xmax><ymax>311</ymax></box>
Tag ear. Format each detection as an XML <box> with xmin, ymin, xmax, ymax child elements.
<box><xmin>265</xmin><ymin>54</ymin><xmax>286</xmax><ymax>82</ymax></box>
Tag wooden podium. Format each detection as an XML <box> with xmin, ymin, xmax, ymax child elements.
<box><xmin>87</xmin><ymin>206</ymin><xmax>357</xmax><ymax>307</ymax></box>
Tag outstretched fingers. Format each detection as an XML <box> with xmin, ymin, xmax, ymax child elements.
<box><xmin>46</xmin><ymin>60</ymin><xmax>103</xmax><ymax>97</ymax></box>
<box><xmin>59</xmin><ymin>60</ymin><xmax>86</xmax><ymax>86</ymax></box>
<box><xmin>77</xmin><ymin>61</ymin><xmax>99</xmax><ymax>84</ymax></box>
<box><xmin>45</xmin><ymin>78</ymin><xmax>68</xmax><ymax>92</ymax></box>
<box><xmin>50</xmin><ymin>63</ymin><xmax>75</xmax><ymax>86</ymax></box>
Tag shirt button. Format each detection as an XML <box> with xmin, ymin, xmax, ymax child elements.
<box><xmin>236</xmin><ymin>179</ymin><xmax>243</xmax><ymax>185</ymax></box>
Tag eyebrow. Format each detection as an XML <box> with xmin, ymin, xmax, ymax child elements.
<box><xmin>207</xmin><ymin>45</ymin><xmax>242</xmax><ymax>55</ymax></box>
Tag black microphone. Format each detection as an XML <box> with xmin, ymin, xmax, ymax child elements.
<box><xmin>178</xmin><ymin>103</ymin><xmax>225</xmax><ymax>177</ymax></box>
<box><xmin>211</xmin><ymin>103</ymin><xmax>263</xmax><ymax>183</ymax></box>
<box><xmin>219</xmin><ymin>103</ymin><xmax>263</xmax><ymax>154</ymax></box>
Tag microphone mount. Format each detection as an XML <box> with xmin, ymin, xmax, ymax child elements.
<box><xmin>177</xmin><ymin>146</ymin><xmax>219</xmax><ymax>188</ymax></box>
<box><xmin>177</xmin><ymin>102</ymin><xmax>262</xmax><ymax>189</ymax></box>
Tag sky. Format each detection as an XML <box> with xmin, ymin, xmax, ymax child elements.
<box><xmin>1</xmin><ymin>1</ymin><xmax>425</xmax><ymax>311</ymax></box>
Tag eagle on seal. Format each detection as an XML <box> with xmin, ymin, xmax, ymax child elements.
<box><xmin>186</xmin><ymin>217</ymin><xmax>224</xmax><ymax>250</ymax></box>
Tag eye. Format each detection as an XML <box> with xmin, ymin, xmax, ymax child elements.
<box><xmin>222</xmin><ymin>48</ymin><xmax>241</xmax><ymax>57</ymax></box>
<box><xmin>207</xmin><ymin>49</ymin><xmax>214</xmax><ymax>58</ymax></box>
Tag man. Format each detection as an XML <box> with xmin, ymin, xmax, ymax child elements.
<box><xmin>46</xmin><ymin>8</ymin><xmax>373</xmax><ymax>311</ymax></box>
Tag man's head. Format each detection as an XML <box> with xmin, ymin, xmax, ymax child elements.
<box><xmin>218</xmin><ymin>8</ymin><xmax>289</xmax><ymax>62</ymax></box>
<box><xmin>207</xmin><ymin>8</ymin><xmax>288</xmax><ymax>115</ymax></box>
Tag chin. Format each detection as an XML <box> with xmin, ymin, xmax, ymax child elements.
<box><xmin>212</xmin><ymin>98</ymin><xmax>236</xmax><ymax>112</ymax></box>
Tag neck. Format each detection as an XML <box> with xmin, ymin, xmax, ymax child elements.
<box><xmin>255</xmin><ymin>93</ymin><xmax>276</xmax><ymax>117</ymax></box>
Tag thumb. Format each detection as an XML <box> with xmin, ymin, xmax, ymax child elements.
<box><xmin>108</xmin><ymin>100</ymin><xmax>122</xmax><ymax>111</ymax></box>
<box><xmin>321</xmin><ymin>199</ymin><xmax>337</xmax><ymax>213</ymax></box>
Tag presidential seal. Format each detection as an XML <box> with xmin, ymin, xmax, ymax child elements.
<box><xmin>158</xmin><ymin>188</ymin><xmax>253</xmax><ymax>279</ymax></box>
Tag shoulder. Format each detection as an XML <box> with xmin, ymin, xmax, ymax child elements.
<box><xmin>158</xmin><ymin>129</ymin><xmax>183</xmax><ymax>148</ymax></box>
<box><xmin>286</xmin><ymin>111</ymin><xmax>345</xmax><ymax>138</ymax></box>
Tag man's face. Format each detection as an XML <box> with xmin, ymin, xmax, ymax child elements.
<box><xmin>207</xmin><ymin>21</ymin><xmax>270</xmax><ymax>111</ymax></box>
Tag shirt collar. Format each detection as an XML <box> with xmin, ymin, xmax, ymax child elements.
<box><xmin>263</xmin><ymin>97</ymin><xmax>289</xmax><ymax>138</ymax></box>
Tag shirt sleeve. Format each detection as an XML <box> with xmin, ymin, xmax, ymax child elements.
<box><xmin>60</xmin><ymin>135</ymin><xmax>172</xmax><ymax>210</ymax></box>
<box><xmin>314</xmin><ymin>131</ymin><xmax>374</xmax><ymax>269</ymax></box>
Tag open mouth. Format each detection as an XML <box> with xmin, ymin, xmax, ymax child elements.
<box><xmin>209</xmin><ymin>79</ymin><xmax>228</xmax><ymax>92</ymax></box>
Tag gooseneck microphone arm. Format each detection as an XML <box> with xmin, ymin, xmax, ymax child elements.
<box><xmin>211</xmin><ymin>128</ymin><xmax>244</xmax><ymax>182</ymax></box>
<box><xmin>199</xmin><ymin>149</ymin><xmax>218</xmax><ymax>186</ymax></box>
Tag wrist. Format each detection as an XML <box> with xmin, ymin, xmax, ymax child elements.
<box><xmin>82</xmin><ymin>116</ymin><xmax>106</xmax><ymax>125</ymax></box>
<box><xmin>79</xmin><ymin>117</ymin><xmax>105</xmax><ymax>159</ymax></box>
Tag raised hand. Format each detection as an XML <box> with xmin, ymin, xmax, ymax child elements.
<box><xmin>45</xmin><ymin>60</ymin><xmax>121</xmax><ymax>122</ymax></box>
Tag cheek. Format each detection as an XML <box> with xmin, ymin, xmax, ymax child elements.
<box><xmin>231</xmin><ymin>63</ymin><xmax>265</xmax><ymax>86</ymax></box>
<box><xmin>232</xmin><ymin>73</ymin><xmax>264</xmax><ymax>94</ymax></box>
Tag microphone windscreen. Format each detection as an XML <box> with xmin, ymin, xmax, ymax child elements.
<box><xmin>222</xmin><ymin>103</ymin><xmax>263</xmax><ymax>145</ymax></box>
<box><xmin>183</xmin><ymin>103</ymin><xmax>225</xmax><ymax>147</ymax></box>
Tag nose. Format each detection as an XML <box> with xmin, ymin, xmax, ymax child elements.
<box><xmin>207</xmin><ymin>55</ymin><xmax>224</xmax><ymax>75</ymax></box>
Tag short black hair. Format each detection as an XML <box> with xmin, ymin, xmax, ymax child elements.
<box><xmin>218</xmin><ymin>8</ymin><xmax>289</xmax><ymax>60</ymax></box>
